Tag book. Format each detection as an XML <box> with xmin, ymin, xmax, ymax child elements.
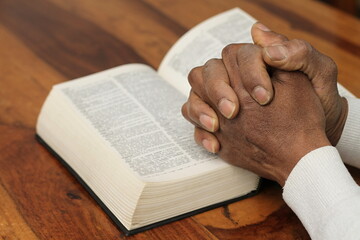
<box><xmin>36</xmin><ymin>8</ymin><xmax>354</xmax><ymax>235</ymax></box>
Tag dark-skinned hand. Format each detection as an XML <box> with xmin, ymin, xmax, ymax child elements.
<box><xmin>183</xmin><ymin>44</ymin><xmax>331</xmax><ymax>186</ymax></box>
<box><xmin>182</xmin><ymin>23</ymin><xmax>347</xmax><ymax>154</ymax></box>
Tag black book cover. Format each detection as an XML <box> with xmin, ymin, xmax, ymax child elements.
<box><xmin>36</xmin><ymin>134</ymin><xmax>260</xmax><ymax>236</ymax></box>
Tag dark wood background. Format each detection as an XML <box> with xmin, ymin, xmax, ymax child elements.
<box><xmin>0</xmin><ymin>0</ymin><xmax>359</xmax><ymax>239</ymax></box>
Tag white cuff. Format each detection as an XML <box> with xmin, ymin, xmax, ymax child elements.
<box><xmin>283</xmin><ymin>146</ymin><xmax>359</xmax><ymax>239</ymax></box>
<box><xmin>337</xmin><ymin>98</ymin><xmax>360</xmax><ymax>168</ymax></box>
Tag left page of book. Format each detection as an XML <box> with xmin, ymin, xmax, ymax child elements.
<box><xmin>37</xmin><ymin>64</ymin><xmax>240</xmax><ymax>184</ymax></box>
<box><xmin>36</xmin><ymin>66</ymin><xmax>149</xmax><ymax>230</ymax></box>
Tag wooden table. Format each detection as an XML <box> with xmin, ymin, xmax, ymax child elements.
<box><xmin>0</xmin><ymin>0</ymin><xmax>359</xmax><ymax>239</ymax></box>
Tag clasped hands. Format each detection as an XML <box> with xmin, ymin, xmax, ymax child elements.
<box><xmin>182</xmin><ymin>23</ymin><xmax>348</xmax><ymax>186</ymax></box>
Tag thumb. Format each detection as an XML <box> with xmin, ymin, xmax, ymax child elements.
<box><xmin>252</xmin><ymin>22</ymin><xmax>337</xmax><ymax>88</ymax></box>
<box><xmin>251</xmin><ymin>22</ymin><xmax>289</xmax><ymax>47</ymax></box>
<box><xmin>262</xmin><ymin>39</ymin><xmax>338</xmax><ymax>90</ymax></box>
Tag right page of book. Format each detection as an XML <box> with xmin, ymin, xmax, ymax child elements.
<box><xmin>158</xmin><ymin>8</ymin><xmax>256</xmax><ymax>95</ymax></box>
<box><xmin>158</xmin><ymin>8</ymin><xmax>355</xmax><ymax>99</ymax></box>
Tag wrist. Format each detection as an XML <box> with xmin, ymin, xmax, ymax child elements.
<box><xmin>276</xmin><ymin>131</ymin><xmax>331</xmax><ymax>186</ymax></box>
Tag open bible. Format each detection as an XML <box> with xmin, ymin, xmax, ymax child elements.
<box><xmin>37</xmin><ymin>8</ymin><xmax>260</xmax><ymax>235</ymax></box>
<box><xmin>37</xmin><ymin>8</ymin><xmax>354</xmax><ymax>235</ymax></box>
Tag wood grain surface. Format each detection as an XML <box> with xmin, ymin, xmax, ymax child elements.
<box><xmin>0</xmin><ymin>0</ymin><xmax>359</xmax><ymax>239</ymax></box>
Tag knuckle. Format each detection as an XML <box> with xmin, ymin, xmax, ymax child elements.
<box><xmin>203</xmin><ymin>58</ymin><xmax>220</xmax><ymax>80</ymax></box>
<box><xmin>292</xmin><ymin>39</ymin><xmax>313</xmax><ymax>58</ymax></box>
<box><xmin>236</xmin><ymin>44</ymin><xmax>261</xmax><ymax>64</ymax></box>
<box><xmin>188</xmin><ymin>66</ymin><xmax>202</xmax><ymax>87</ymax></box>
<box><xmin>291</xmin><ymin>39</ymin><xmax>338</xmax><ymax>78</ymax></box>
<box><xmin>326</xmin><ymin>56</ymin><xmax>338</xmax><ymax>75</ymax></box>
<box><xmin>322</xmin><ymin>55</ymin><xmax>338</xmax><ymax>80</ymax></box>
<box><xmin>221</xmin><ymin>43</ymin><xmax>240</xmax><ymax>59</ymax></box>
<box><xmin>276</xmin><ymin>34</ymin><xmax>288</xmax><ymax>43</ymax></box>
<box><xmin>204</xmin><ymin>58</ymin><xmax>220</xmax><ymax>68</ymax></box>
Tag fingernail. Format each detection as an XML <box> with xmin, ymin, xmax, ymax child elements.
<box><xmin>202</xmin><ymin>139</ymin><xmax>215</xmax><ymax>153</ymax></box>
<box><xmin>252</xmin><ymin>86</ymin><xmax>271</xmax><ymax>105</ymax></box>
<box><xmin>256</xmin><ymin>22</ymin><xmax>271</xmax><ymax>32</ymax></box>
<box><xmin>218</xmin><ymin>98</ymin><xmax>235</xmax><ymax>119</ymax></box>
<box><xmin>265</xmin><ymin>45</ymin><xmax>287</xmax><ymax>61</ymax></box>
<box><xmin>199</xmin><ymin>114</ymin><xmax>216</xmax><ymax>132</ymax></box>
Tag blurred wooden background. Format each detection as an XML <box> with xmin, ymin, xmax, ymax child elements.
<box><xmin>0</xmin><ymin>0</ymin><xmax>359</xmax><ymax>239</ymax></box>
<box><xmin>321</xmin><ymin>0</ymin><xmax>360</xmax><ymax>16</ymax></box>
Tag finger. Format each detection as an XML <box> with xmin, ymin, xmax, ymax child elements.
<box><xmin>181</xmin><ymin>91</ymin><xmax>219</xmax><ymax>132</ymax></box>
<box><xmin>202</xmin><ymin>58</ymin><xmax>239</xmax><ymax>119</ymax></box>
<box><xmin>222</xmin><ymin>43</ymin><xmax>273</xmax><ymax>105</ymax></box>
<box><xmin>251</xmin><ymin>22</ymin><xmax>289</xmax><ymax>47</ymax></box>
<box><xmin>194</xmin><ymin>127</ymin><xmax>220</xmax><ymax>153</ymax></box>
<box><xmin>237</xmin><ymin>44</ymin><xmax>274</xmax><ymax>105</ymax></box>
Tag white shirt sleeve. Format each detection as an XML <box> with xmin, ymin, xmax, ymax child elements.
<box><xmin>283</xmin><ymin>146</ymin><xmax>360</xmax><ymax>240</ymax></box>
<box><xmin>336</xmin><ymin>97</ymin><xmax>360</xmax><ymax>168</ymax></box>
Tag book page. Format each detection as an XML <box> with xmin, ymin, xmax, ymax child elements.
<box><xmin>56</xmin><ymin>64</ymin><xmax>233</xmax><ymax>182</ymax></box>
<box><xmin>158</xmin><ymin>8</ymin><xmax>256</xmax><ymax>95</ymax></box>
